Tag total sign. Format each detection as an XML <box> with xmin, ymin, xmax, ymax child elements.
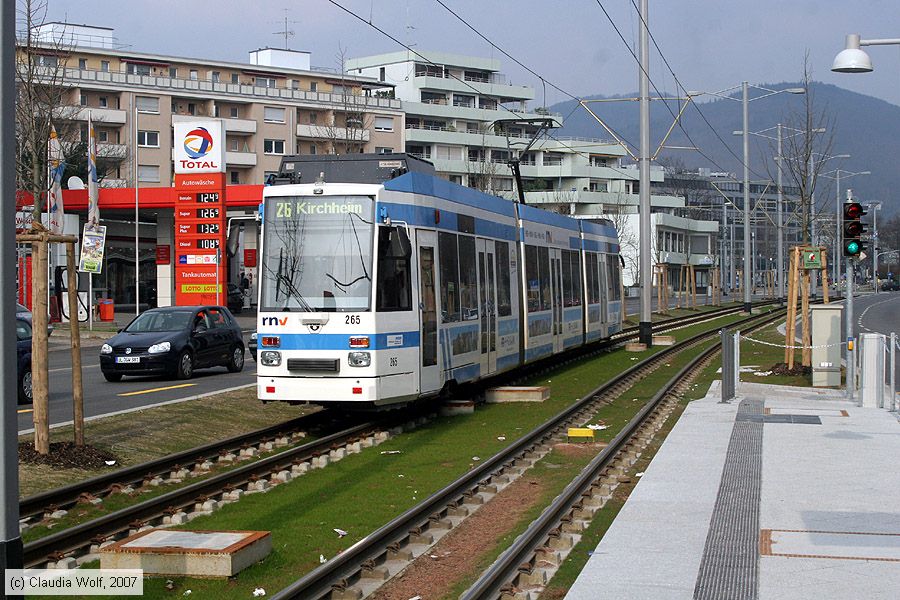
<box><xmin>174</xmin><ymin>120</ymin><xmax>225</xmax><ymax>174</ymax></box>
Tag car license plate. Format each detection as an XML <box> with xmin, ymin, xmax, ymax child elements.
<box><xmin>116</xmin><ymin>356</ymin><xmax>140</xmax><ymax>364</ymax></box>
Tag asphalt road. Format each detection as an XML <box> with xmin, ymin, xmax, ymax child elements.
<box><xmin>17</xmin><ymin>336</ymin><xmax>257</xmax><ymax>433</ymax></box>
<box><xmin>848</xmin><ymin>291</ymin><xmax>900</xmax><ymax>386</ymax></box>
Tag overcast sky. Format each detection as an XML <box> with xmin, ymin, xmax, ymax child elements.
<box><xmin>42</xmin><ymin>0</ymin><xmax>900</xmax><ymax>108</ymax></box>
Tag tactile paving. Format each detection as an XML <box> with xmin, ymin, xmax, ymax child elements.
<box><xmin>693</xmin><ymin>398</ymin><xmax>763</xmax><ymax>600</ymax></box>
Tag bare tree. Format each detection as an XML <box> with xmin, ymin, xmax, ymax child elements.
<box><xmin>15</xmin><ymin>0</ymin><xmax>79</xmax><ymax>220</ymax></box>
<box><xmin>324</xmin><ymin>45</ymin><xmax>372</xmax><ymax>155</ymax></box>
<box><xmin>466</xmin><ymin>126</ymin><xmax>502</xmax><ymax>193</ymax></box>
<box><xmin>779</xmin><ymin>54</ymin><xmax>836</xmax><ymax>245</ymax></box>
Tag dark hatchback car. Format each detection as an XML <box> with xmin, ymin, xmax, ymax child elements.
<box><xmin>100</xmin><ymin>306</ymin><xmax>245</xmax><ymax>381</ymax></box>
<box><xmin>17</xmin><ymin>318</ymin><xmax>32</xmax><ymax>404</ymax></box>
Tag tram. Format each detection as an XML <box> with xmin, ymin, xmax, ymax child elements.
<box><xmin>256</xmin><ymin>153</ymin><xmax>622</xmax><ymax>408</ymax></box>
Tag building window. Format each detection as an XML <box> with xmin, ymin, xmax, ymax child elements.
<box><xmin>263</xmin><ymin>106</ymin><xmax>285</xmax><ymax>123</ymax></box>
<box><xmin>374</xmin><ymin>116</ymin><xmax>394</xmax><ymax>131</ymax></box>
<box><xmin>230</xmin><ymin>139</ymin><xmax>238</xmax><ymax>151</ymax></box>
<box><xmin>79</xmin><ymin>94</ymin><xmax>87</xmax><ymax>106</ymax></box>
<box><xmin>127</xmin><ymin>63</ymin><xmax>150</xmax><ymax>76</ymax></box>
<box><xmin>211</xmin><ymin>71</ymin><xmax>220</xmax><ymax>83</ymax></box>
<box><xmin>78</xmin><ymin>58</ymin><xmax>87</xmax><ymax>70</ymax></box>
<box><xmin>137</xmin><ymin>130</ymin><xmax>160</xmax><ymax>147</ymax></box>
<box><xmin>168</xmin><ymin>67</ymin><xmax>177</xmax><ymax>78</ymax></box>
<box><xmin>189</xmin><ymin>69</ymin><xmax>198</xmax><ymax>81</ymax></box>
<box><xmin>375</xmin><ymin>147</ymin><xmax>393</xmax><ymax>155</ymax></box>
<box><xmin>98</xmin><ymin>130</ymin><xmax>109</xmax><ymax>143</ymax></box>
<box><xmin>309</xmin><ymin>112</ymin><xmax>318</xmax><ymax>124</ymax></box>
<box><xmin>187</xmin><ymin>103</ymin><xmax>196</xmax><ymax>116</ymax></box>
<box><xmin>309</xmin><ymin>144</ymin><xmax>317</xmax><ymax>155</ymax></box>
<box><xmin>100</xmin><ymin>60</ymin><xmax>109</xmax><ymax>72</ymax></box>
<box><xmin>98</xmin><ymin>96</ymin><xmax>108</xmax><ymax>108</ymax></box>
<box><xmin>310</xmin><ymin>82</ymin><xmax>317</xmax><ymax>92</ymax></box>
<box><xmin>231</xmin><ymin>73</ymin><xmax>239</xmax><ymax>84</ymax></box>
<box><xmin>135</xmin><ymin>96</ymin><xmax>159</xmax><ymax>114</ymax></box>
<box><xmin>255</xmin><ymin>76</ymin><xmax>276</xmax><ymax>88</ymax></box>
<box><xmin>229</xmin><ymin>106</ymin><xmax>239</xmax><ymax>118</ymax></box>
<box><xmin>230</xmin><ymin>171</ymin><xmax>240</xmax><ymax>184</ymax></box>
<box><xmin>291</xmin><ymin>79</ymin><xmax>299</xmax><ymax>90</ymax></box>
<box><xmin>137</xmin><ymin>165</ymin><xmax>159</xmax><ymax>183</ymax></box>
<box><xmin>264</xmin><ymin>139</ymin><xmax>285</xmax><ymax>155</ymax></box>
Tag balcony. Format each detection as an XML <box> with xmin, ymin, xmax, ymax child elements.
<box><xmin>172</xmin><ymin>114</ymin><xmax>257</xmax><ymax>135</ymax></box>
<box><xmin>97</xmin><ymin>143</ymin><xmax>127</xmax><ymax>160</ymax></box>
<box><xmin>225</xmin><ymin>151</ymin><xmax>257</xmax><ymax>167</ymax></box>
<box><xmin>55</xmin><ymin>106</ymin><xmax>127</xmax><ymax>125</ymax></box>
<box><xmin>60</xmin><ymin>67</ymin><xmax>402</xmax><ymax>110</ymax></box>
<box><xmin>100</xmin><ymin>178</ymin><xmax>127</xmax><ymax>188</ymax></box>
<box><xmin>296</xmin><ymin>123</ymin><xmax>370</xmax><ymax>142</ymax></box>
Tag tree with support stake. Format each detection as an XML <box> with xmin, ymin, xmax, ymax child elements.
<box><xmin>17</xmin><ymin>225</ymin><xmax>85</xmax><ymax>455</ymax></box>
<box><xmin>785</xmin><ymin>245</ymin><xmax>830</xmax><ymax>371</ymax></box>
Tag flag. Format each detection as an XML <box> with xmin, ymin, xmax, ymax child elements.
<box><xmin>87</xmin><ymin>113</ymin><xmax>100</xmax><ymax>228</ymax></box>
<box><xmin>47</xmin><ymin>124</ymin><xmax>66</xmax><ymax>234</ymax></box>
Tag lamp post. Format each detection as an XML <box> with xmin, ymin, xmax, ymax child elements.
<box><xmin>870</xmin><ymin>202</ymin><xmax>882</xmax><ymax>292</ymax></box>
<box><xmin>133</xmin><ymin>103</ymin><xmax>140</xmax><ymax>317</ymax></box>
<box><xmin>696</xmin><ymin>83</ymin><xmax>805</xmax><ymax>312</ymax></box>
<box><xmin>637</xmin><ymin>0</ymin><xmax>652</xmax><ymax>346</ymax></box>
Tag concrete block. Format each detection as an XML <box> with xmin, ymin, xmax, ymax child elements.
<box><xmin>147</xmin><ymin>477</ymin><xmax>164</xmax><ymax>487</ymax></box>
<box><xmin>250</xmin><ymin>480</ymin><xmax>269</xmax><ymax>493</ymax></box>
<box><xmin>100</xmin><ymin>529</ymin><xmax>272</xmax><ymax>578</ymax></box>
<box><xmin>486</xmin><ymin>386</ymin><xmax>550</xmax><ymax>403</ymax></box>
<box><xmin>347</xmin><ymin>441</ymin><xmax>362</xmax><ymax>454</ymax></box>
<box><xmin>313</xmin><ymin>455</ymin><xmax>330</xmax><ymax>469</ymax></box>
<box><xmin>49</xmin><ymin>510</ymin><xmax>68</xmax><ymax>520</ymax></box>
<box><xmin>260</xmin><ymin>442</ymin><xmax>274</xmax><ymax>452</ymax></box>
<box><xmin>374</xmin><ymin>431</ymin><xmax>390</xmax><ymax>443</ymax></box>
<box><xmin>361</xmin><ymin>436</ymin><xmax>375</xmax><ymax>448</ymax></box>
<box><xmin>652</xmin><ymin>335</ymin><xmax>676</xmax><ymax>346</ymax></box>
<box><xmin>329</xmin><ymin>447</ymin><xmax>347</xmax><ymax>461</ymax></box>
<box><xmin>388</xmin><ymin>426</ymin><xmax>404</xmax><ymax>436</ymax></box>
<box><xmin>440</xmin><ymin>400</ymin><xmax>476</xmax><ymax>416</ymax></box>
<box><xmin>239</xmin><ymin>447</ymin><xmax>258</xmax><ymax>458</ymax></box>
<box><xmin>56</xmin><ymin>557</ymin><xmax>77</xmax><ymax>569</ymax></box>
<box><xmin>291</xmin><ymin>462</ymin><xmax>310</xmax><ymax>475</ymax></box>
<box><xmin>198</xmin><ymin>461</ymin><xmax>214</xmax><ymax>471</ymax></box>
<box><xmin>273</xmin><ymin>470</ymin><xmax>292</xmax><ymax>483</ymax></box>
<box><xmin>218</xmin><ymin>453</ymin><xmax>236</xmax><ymax>463</ymax></box>
<box><xmin>223</xmin><ymin>490</ymin><xmax>243</xmax><ymax>502</ymax></box>
<box><xmin>625</xmin><ymin>342</ymin><xmax>647</xmax><ymax>352</ymax></box>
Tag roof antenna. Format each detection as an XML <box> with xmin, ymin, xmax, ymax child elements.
<box><xmin>272</xmin><ymin>9</ymin><xmax>298</xmax><ymax>50</ymax></box>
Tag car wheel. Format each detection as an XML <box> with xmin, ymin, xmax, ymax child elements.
<box><xmin>18</xmin><ymin>366</ymin><xmax>32</xmax><ymax>404</ymax></box>
<box><xmin>226</xmin><ymin>345</ymin><xmax>245</xmax><ymax>372</ymax></box>
<box><xmin>176</xmin><ymin>351</ymin><xmax>194</xmax><ymax>380</ymax></box>
<box><xmin>103</xmin><ymin>372</ymin><xmax>123</xmax><ymax>382</ymax></box>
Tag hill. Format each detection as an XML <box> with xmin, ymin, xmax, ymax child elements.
<box><xmin>549</xmin><ymin>82</ymin><xmax>900</xmax><ymax>215</ymax></box>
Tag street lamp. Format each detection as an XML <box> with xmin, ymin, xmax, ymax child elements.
<box><xmin>745</xmin><ymin>123</ymin><xmax>820</xmax><ymax>299</ymax></box>
<box><xmin>832</xmin><ymin>34</ymin><xmax>900</xmax><ymax>73</ymax></box>
<box><xmin>697</xmin><ymin>83</ymin><xmax>805</xmax><ymax>311</ymax></box>
<box><xmin>821</xmin><ymin>168</ymin><xmax>870</xmax><ymax>285</ymax></box>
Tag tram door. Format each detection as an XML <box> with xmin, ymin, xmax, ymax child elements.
<box><xmin>417</xmin><ymin>230</ymin><xmax>442</xmax><ymax>395</ymax></box>
<box><xmin>549</xmin><ymin>248</ymin><xmax>564</xmax><ymax>353</ymax></box>
<box><xmin>599</xmin><ymin>256</ymin><xmax>609</xmax><ymax>325</ymax></box>
<box><xmin>477</xmin><ymin>238</ymin><xmax>498</xmax><ymax>374</ymax></box>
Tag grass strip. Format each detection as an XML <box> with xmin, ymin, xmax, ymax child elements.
<box><xmin>19</xmin><ymin>387</ymin><xmax>310</xmax><ymax>498</ymax></box>
<box><xmin>54</xmin><ymin>312</ymin><xmax>748</xmax><ymax>599</ymax></box>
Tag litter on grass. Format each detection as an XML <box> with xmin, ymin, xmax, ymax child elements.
<box><xmin>253</xmin><ymin>588</ymin><xmax>266</xmax><ymax>597</ymax></box>
<box><xmin>380</xmin><ymin>450</ymin><xmax>402</xmax><ymax>455</ymax></box>
<box><xmin>497</xmin><ymin>436</ymin><xmax>506</xmax><ymax>441</ymax></box>
<box><xmin>472</xmin><ymin>456</ymin><xmax>481</xmax><ymax>461</ymax></box>
<box><xmin>636</xmin><ymin>472</ymin><xmax>645</xmax><ymax>477</ymax></box>
<box><xmin>333</xmin><ymin>528</ymin><xmax>348</xmax><ymax>538</ymax></box>
<box><xmin>586</xmin><ymin>424</ymin><xmax>609</xmax><ymax>431</ymax></box>
<box><xmin>319</xmin><ymin>554</ymin><xmax>327</xmax><ymax>564</ymax></box>
<box><xmin>104</xmin><ymin>460</ymin><xmax>116</xmax><ymax>466</ymax></box>
<box><xmin>183</xmin><ymin>591</ymin><xmax>191</xmax><ymax>596</ymax></box>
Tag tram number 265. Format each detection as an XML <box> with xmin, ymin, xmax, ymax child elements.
<box><xmin>389</xmin><ymin>357</ymin><xmax>398</xmax><ymax>367</ymax></box>
<box><xmin>345</xmin><ymin>315</ymin><xmax>360</xmax><ymax>325</ymax></box>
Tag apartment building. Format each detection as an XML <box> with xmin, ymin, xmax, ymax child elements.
<box><xmin>27</xmin><ymin>23</ymin><xmax>405</xmax><ymax>189</ymax></box>
<box><xmin>18</xmin><ymin>23</ymin><xmax>405</xmax><ymax>309</ymax></box>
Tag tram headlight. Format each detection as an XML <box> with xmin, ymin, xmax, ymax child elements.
<box><xmin>348</xmin><ymin>352</ymin><xmax>371</xmax><ymax>367</ymax></box>
<box><xmin>260</xmin><ymin>351</ymin><xmax>282</xmax><ymax>366</ymax></box>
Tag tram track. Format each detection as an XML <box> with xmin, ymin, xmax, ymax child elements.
<box><xmin>21</xmin><ymin>301</ymin><xmax>780</xmax><ymax>571</ymax></box>
<box><xmin>269</xmin><ymin>305</ymin><xmax>787</xmax><ymax>600</ymax></box>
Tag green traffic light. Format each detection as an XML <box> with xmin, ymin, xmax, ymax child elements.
<box><xmin>846</xmin><ymin>241</ymin><xmax>860</xmax><ymax>255</ymax></box>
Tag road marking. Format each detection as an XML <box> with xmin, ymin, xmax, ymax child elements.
<box><xmin>17</xmin><ymin>408</ymin><xmax>33</xmax><ymax>414</ymax></box>
<box><xmin>118</xmin><ymin>383</ymin><xmax>196</xmax><ymax>397</ymax></box>
<box><xmin>48</xmin><ymin>364</ymin><xmax>101</xmax><ymax>374</ymax></box>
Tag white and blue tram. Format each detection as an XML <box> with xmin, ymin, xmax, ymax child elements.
<box><xmin>256</xmin><ymin>154</ymin><xmax>622</xmax><ymax>408</ymax></box>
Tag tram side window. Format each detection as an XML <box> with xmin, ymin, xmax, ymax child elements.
<box><xmin>458</xmin><ymin>235</ymin><xmax>478</xmax><ymax>320</ymax></box>
<box><xmin>495</xmin><ymin>241</ymin><xmax>512</xmax><ymax>317</ymax></box>
<box><xmin>587</xmin><ymin>252</ymin><xmax>600</xmax><ymax>304</ymax></box>
<box><xmin>376</xmin><ymin>227</ymin><xmax>412</xmax><ymax>311</ymax></box>
<box><xmin>525</xmin><ymin>245</ymin><xmax>540</xmax><ymax>312</ymax></box>
<box><xmin>538</xmin><ymin>246</ymin><xmax>551</xmax><ymax>311</ymax></box>
<box><xmin>607</xmin><ymin>255</ymin><xmax>622</xmax><ymax>301</ymax></box>
<box><xmin>439</xmin><ymin>232</ymin><xmax>460</xmax><ymax>322</ymax></box>
<box><xmin>562</xmin><ymin>250</ymin><xmax>582</xmax><ymax>306</ymax></box>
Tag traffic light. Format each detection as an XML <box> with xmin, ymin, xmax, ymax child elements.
<box><xmin>843</xmin><ymin>201</ymin><xmax>867</xmax><ymax>257</ymax></box>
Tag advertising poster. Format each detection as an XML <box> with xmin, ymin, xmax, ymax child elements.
<box><xmin>78</xmin><ymin>225</ymin><xmax>107</xmax><ymax>274</ymax></box>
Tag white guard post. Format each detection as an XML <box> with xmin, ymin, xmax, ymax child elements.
<box><xmin>859</xmin><ymin>332</ymin><xmax>886</xmax><ymax>408</ymax></box>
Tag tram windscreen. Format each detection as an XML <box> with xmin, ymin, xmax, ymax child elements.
<box><xmin>260</xmin><ymin>195</ymin><xmax>375</xmax><ymax>311</ymax></box>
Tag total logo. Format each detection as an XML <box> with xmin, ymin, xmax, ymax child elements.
<box><xmin>180</xmin><ymin>127</ymin><xmax>219</xmax><ymax>170</ymax></box>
